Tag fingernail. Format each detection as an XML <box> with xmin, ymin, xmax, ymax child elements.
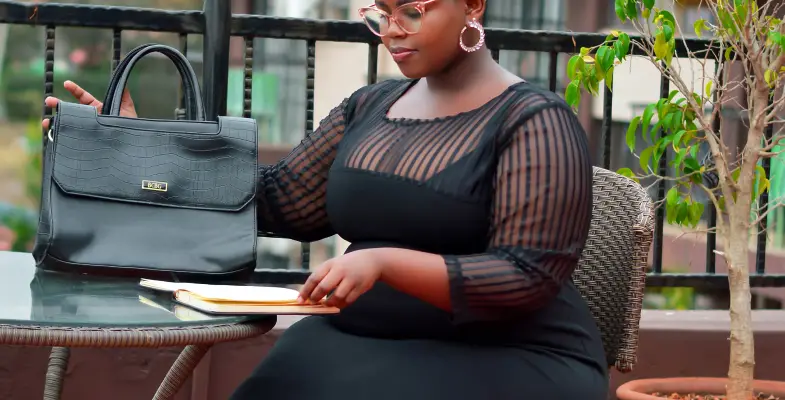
<box><xmin>296</xmin><ymin>296</ymin><xmax>304</xmax><ymax>304</ymax></box>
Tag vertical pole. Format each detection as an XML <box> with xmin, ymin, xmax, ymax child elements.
<box><xmin>203</xmin><ymin>0</ymin><xmax>231</xmax><ymax>121</ymax></box>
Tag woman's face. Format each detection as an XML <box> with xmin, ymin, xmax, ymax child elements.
<box><xmin>363</xmin><ymin>0</ymin><xmax>480</xmax><ymax>78</ymax></box>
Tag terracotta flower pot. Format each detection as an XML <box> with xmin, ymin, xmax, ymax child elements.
<box><xmin>616</xmin><ymin>377</ymin><xmax>785</xmax><ymax>399</ymax></box>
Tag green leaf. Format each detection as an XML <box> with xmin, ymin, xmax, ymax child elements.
<box><xmin>671</xmin><ymin>110</ymin><xmax>684</xmax><ymax>130</ymax></box>
<box><xmin>666</xmin><ymin>186</ymin><xmax>679</xmax><ymax>207</ymax></box>
<box><xmin>765</xmin><ymin>69</ymin><xmax>776</xmax><ymax>87</ymax></box>
<box><xmin>688</xmin><ymin>202</ymin><xmax>705</xmax><ymax>228</ymax></box>
<box><xmin>606</xmin><ymin>66</ymin><xmax>615</xmax><ymax>91</ymax></box>
<box><xmin>684</xmin><ymin>156</ymin><xmax>700</xmax><ymax>173</ymax></box>
<box><xmin>656</xmin><ymin>98</ymin><xmax>669</xmax><ymax>119</ymax></box>
<box><xmin>662</xmin><ymin>113</ymin><xmax>674</xmax><ymax>132</ymax></box>
<box><xmin>657</xmin><ymin>10</ymin><xmax>677</xmax><ymax>30</ymax></box>
<box><xmin>613</xmin><ymin>33</ymin><xmax>632</xmax><ymax>61</ymax></box>
<box><xmin>694</xmin><ymin>18</ymin><xmax>708</xmax><ymax>37</ymax></box>
<box><xmin>692</xmin><ymin>93</ymin><xmax>704</xmax><ymax>109</ymax></box>
<box><xmin>639</xmin><ymin>146</ymin><xmax>654</xmax><ymax>172</ymax></box>
<box><xmin>667</xmin><ymin>89</ymin><xmax>680</xmax><ymax>102</ymax></box>
<box><xmin>676</xmin><ymin>202</ymin><xmax>690</xmax><ymax>224</ymax></box>
<box><xmin>654</xmin><ymin>31</ymin><xmax>670</xmax><ymax>63</ymax></box>
<box><xmin>690</xmin><ymin>145</ymin><xmax>698</xmax><ymax>159</ymax></box>
<box><xmin>586</xmin><ymin>72</ymin><xmax>600</xmax><ymax>96</ymax></box>
<box><xmin>626</xmin><ymin>116</ymin><xmax>640</xmax><ymax>152</ymax></box>
<box><xmin>641</xmin><ymin>103</ymin><xmax>657</xmax><ymax>138</ymax></box>
<box><xmin>650</xmin><ymin>121</ymin><xmax>663</xmax><ymax>142</ymax></box>
<box><xmin>662</xmin><ymin>23</ymin><xmax>674</xmax><ymax>42</ymax></box>
<box><xmin>618</xmin><ymin>32</ymin><xmax>631</xmax><ymax>59</ymax></box>
<box><xmin>724</xmin><ymin>47</ymin><xmax>733</xmax><ymax>61</ymax></box>
<box><xmin>643</xmin><ymin>0</ymin><xmax>655</xmax><ymax>10</ymax></box>
<box><xmin>567</xmin><ymin>55</ymin><xmax>583</xmax><ymax>80</ymax></box>
<box><xmin>718</xmin><ymin>7</ymin><xmax>737</xmax><ymax>36</ymax></box>
<box><xmin>625</xmin><ymin>0</ymin><xmax>638</xmax><ymax>20</ymax></box>
<box><xmin>705</xmin><ymin>80</ymin><xmax>713</xmax><ymax>97</ymax></box>
<box><xmin>689</xmin><ymin>172</ymin><xmax>703</xmax><ymax>185</ymax></box>
<box><xmin>615</xmin><ymin>0</ymin><xmax>627</xmax><ymax>21</ymax></box>
<box><xmin>565</xmin><ymin>81</ymin><xmax>580</xmax><ymax>109</ymax></box>
<box><xmin>653</xmin><ymin>139</ymin><xmax>667</xmax><ymax>170</ymax></box>
<box><xmin>596</xmin><ymin>46</ymin><xmax>614</xmax><ymax>72</ymax></box>
<box><xmin>671</xmin><ymin>147</ymin><xmax>688</xmax><ymax>169</ymax></box>
<box><xmin>733</xmin><ymin>0</ymin><xmax>748</xmax><ymax>27</ymax></box>
<box><xmin>673</xmin><ymin>129</ymin><xmax>687</xmax><ymax>149</ymax></box>
<box><xmin>617</xmin><ymin>167</ymin><xmax>638</xmax><ymax>183</ymax></box>
<box><xmin>769</xmin><ymin>30</ymin><xmax>785</xmax><ymax>50</ymax></box>
<box><xmin>755</xmin><ymin>165</ymin><xmax>770</xmax><ymax>199</ymax></box>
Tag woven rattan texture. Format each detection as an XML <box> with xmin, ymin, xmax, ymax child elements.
<box><xmin>573</xmin><ymin>167</ymin><xmax>654</xmax><ymax>373</ymax></box>
<box><xmin>0</xmin><ymin>318</ymin><xmax>275</xmax><ymax>348</ymax></box>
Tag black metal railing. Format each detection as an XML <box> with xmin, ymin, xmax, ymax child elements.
<box><xmin>2</xmin><ymin>0</ymin><xmax>784</xmax><ymax>289</ymax></box>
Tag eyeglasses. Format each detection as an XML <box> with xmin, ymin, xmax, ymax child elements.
<box><xmin>358</xmin><ymin>1</ymin><xmax>438</xmax><ymax>37</ymax></box>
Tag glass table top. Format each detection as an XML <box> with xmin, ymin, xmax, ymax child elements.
<box><xmin>0</xmin><ymin>251</ymin><xmax>267</xmax><ymax>327</ymax></box>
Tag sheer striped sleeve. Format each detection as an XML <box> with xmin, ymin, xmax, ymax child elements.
<box><xmin>256</xmin><ymin>97</ymin><xmax>352</xmax><ymax>242</ymax></box>
<box><xmin>443</xmin><ymin>101</ymin><xmax>593</xmax><ymax>324</ymax></box>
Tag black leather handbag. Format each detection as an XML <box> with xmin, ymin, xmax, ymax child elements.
<box><xmin>33</xmin><ymin>44</ymin><xmax>259</xmax><ymax>282</ymax></box>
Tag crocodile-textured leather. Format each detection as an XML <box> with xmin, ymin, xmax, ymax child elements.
<box><xmin>52</xmin><ymin>102</ymin><xmax>257</xmax><ymax>210</ymax></box>
<box><xmin>33</xmin><ymin>44</ymin><xmax>259</xmax><ymax>282</ymax></box>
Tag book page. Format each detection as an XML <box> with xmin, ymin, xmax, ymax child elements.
<box><xmin>140</xmin><ymin>279</ymin><xmax>301</xmax><ymax>304</ymax></box>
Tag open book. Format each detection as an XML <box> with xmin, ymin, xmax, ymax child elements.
<box><xmin>139</xmin><ymin>279</ymin><xmax>340</xmax><ymax>315</ymax></box>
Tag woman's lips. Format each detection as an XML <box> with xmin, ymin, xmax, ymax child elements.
<box><xmin>389</xmin><ymin>48</ymin><xmax>417</xmax><ymax>63</ymax></box>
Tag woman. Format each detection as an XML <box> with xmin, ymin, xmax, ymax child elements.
<box><xmin>44</xmin><ymin>0</ymin><xmax>608</xmax><ymax>398</ymax></box>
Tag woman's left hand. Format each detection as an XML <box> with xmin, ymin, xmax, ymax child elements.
<box><xmin>298</xmin><ymin>249</ymin><xmax>386</xmax><ymax>309</ymax></box>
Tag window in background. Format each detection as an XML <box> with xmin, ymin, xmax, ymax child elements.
<box><xmin>249</xmin><ymin>0</ymin><xmax>348</xmax><ymax>270</ymax></box>
<box><xmin>484</xmin><ymin>0</ymin><xmax>567</xmax><ymax>90</ymax></box>
<box><xmin>251</xmin><ymin>0</ymin><xmax>351</xmax><ymax>146</ymax></box>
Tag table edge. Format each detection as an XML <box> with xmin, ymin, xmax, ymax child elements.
<box><xmin>0</xmin><ymin>316</ymin><xmax>277</xmax><ymax>348</ymax></box>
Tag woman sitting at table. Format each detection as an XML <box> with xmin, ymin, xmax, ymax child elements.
<box><xmin>43</xmin><ymin>0</ymin><xmax>607</xmax><ymax>398</ymax></box>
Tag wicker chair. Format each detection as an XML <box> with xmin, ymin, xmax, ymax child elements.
<box><xmin>573</xmin><ymin>167</ymin><xmax>655</xmax><ymax>373</ymax></box>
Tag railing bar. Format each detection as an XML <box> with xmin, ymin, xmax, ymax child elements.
<box><xmin>248</xmin><ymin>269</ymin><xmax>785</xmax><ymax>287</ymax></box>
<box><xmin>176</xmin><ymin>33</ymin><xmax>188</xmax><ymax>119</ymax></box>
<box><xmin>601</xmin><ymin>80</ymin><xmax>613</xmax><ymax>170</ymax></box>
<box><xmin>491</xmin><ymin>48</ymin><xmax>500</xmax><ymax>63</ymax></box>
<box><xmin>243</xmin><ymin>36</ymin><xmax>254</xmax><ymax>119</ymax></box>
<box><xmin>301</xmin><ymin>39</ymin><xmax>316</xmax><ymax>271</ymax></box>
<box><xmin>41</xmin><ymin>25</ymin><xmax>55</xmax><ymax>142</ymax></box>
<box><xmin>756</xmin><ymin>94</ymin><xmax>774</xmax><ymax>274</ymax></box>
<box><xmin>705</xmin><ymin>60</ymin><xmax>723</xmax><ymax>274</ymax></box>
<box><xmin>651</xmin><ymin>67</ymin><xmax>670</xmax><ymax>274</ymax></box>
<box><xmin>646</xmin><ymin>273</ymin><xmax>785</xmax><ymax>288</ymax></box>
<box><xmin>111</xmin><ymin>29</ymin><xmax>121</xmax><ymax>72</ymax></box>
<box><xmin>0</xmin><ymin>2</ymin><xmax>725</xmax><ymax>55</ymax></box>
<box><xmin>202</xmin><ymin>0</ymin><xmax>231</xmax><ymax>120</ymax></box>
<box><xmin>547</xmin><ymin>51</ymin><xmax>557</xmax><ymax>92</ymax></box>
<box><xmin>367</xmin><ymin>43</ymin><xmax>378</xmax><ymax>85</ymax></box>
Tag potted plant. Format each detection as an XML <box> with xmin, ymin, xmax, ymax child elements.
<box><xmin>564</xmin><ymin>0</ymin><xmax>785</xmax><ymax>399</ymax></box>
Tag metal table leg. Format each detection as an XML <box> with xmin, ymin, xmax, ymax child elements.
<box><xmin>43</xmin><ymin>347</ymin><xmax>70</xmax><ymax>400</ymax></box>
<box><xmin>153</xmin><ymin>344</ymin><xmax>212</xmax><ymax>400</ymax></box>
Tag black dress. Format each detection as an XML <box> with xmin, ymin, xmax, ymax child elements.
<box><xmin>231</xmin><ymin>79</ymin><xmax>609</xmax><ymax>400</ymax></box>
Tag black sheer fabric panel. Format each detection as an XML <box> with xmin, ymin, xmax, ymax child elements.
<box><xmin>256</xmin><ymin>79</ymin><xmax>592</xmax><ymax>323</ymax></box>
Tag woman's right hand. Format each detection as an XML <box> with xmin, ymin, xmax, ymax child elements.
<box><xmin>42</xmin><ymin>80</ymin><xmax>137</xmax><ymax>130</ymax></box>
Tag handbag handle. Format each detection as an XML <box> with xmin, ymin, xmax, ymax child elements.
<box><xmin>100</xmin><ymin>43</ymin><xmax>155</xmax><ymax>111</ymax></box>
<box><xmin>102</xmin><ymin>44</ymin><xmax>206</xmax><ymax>121</ymax></box>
